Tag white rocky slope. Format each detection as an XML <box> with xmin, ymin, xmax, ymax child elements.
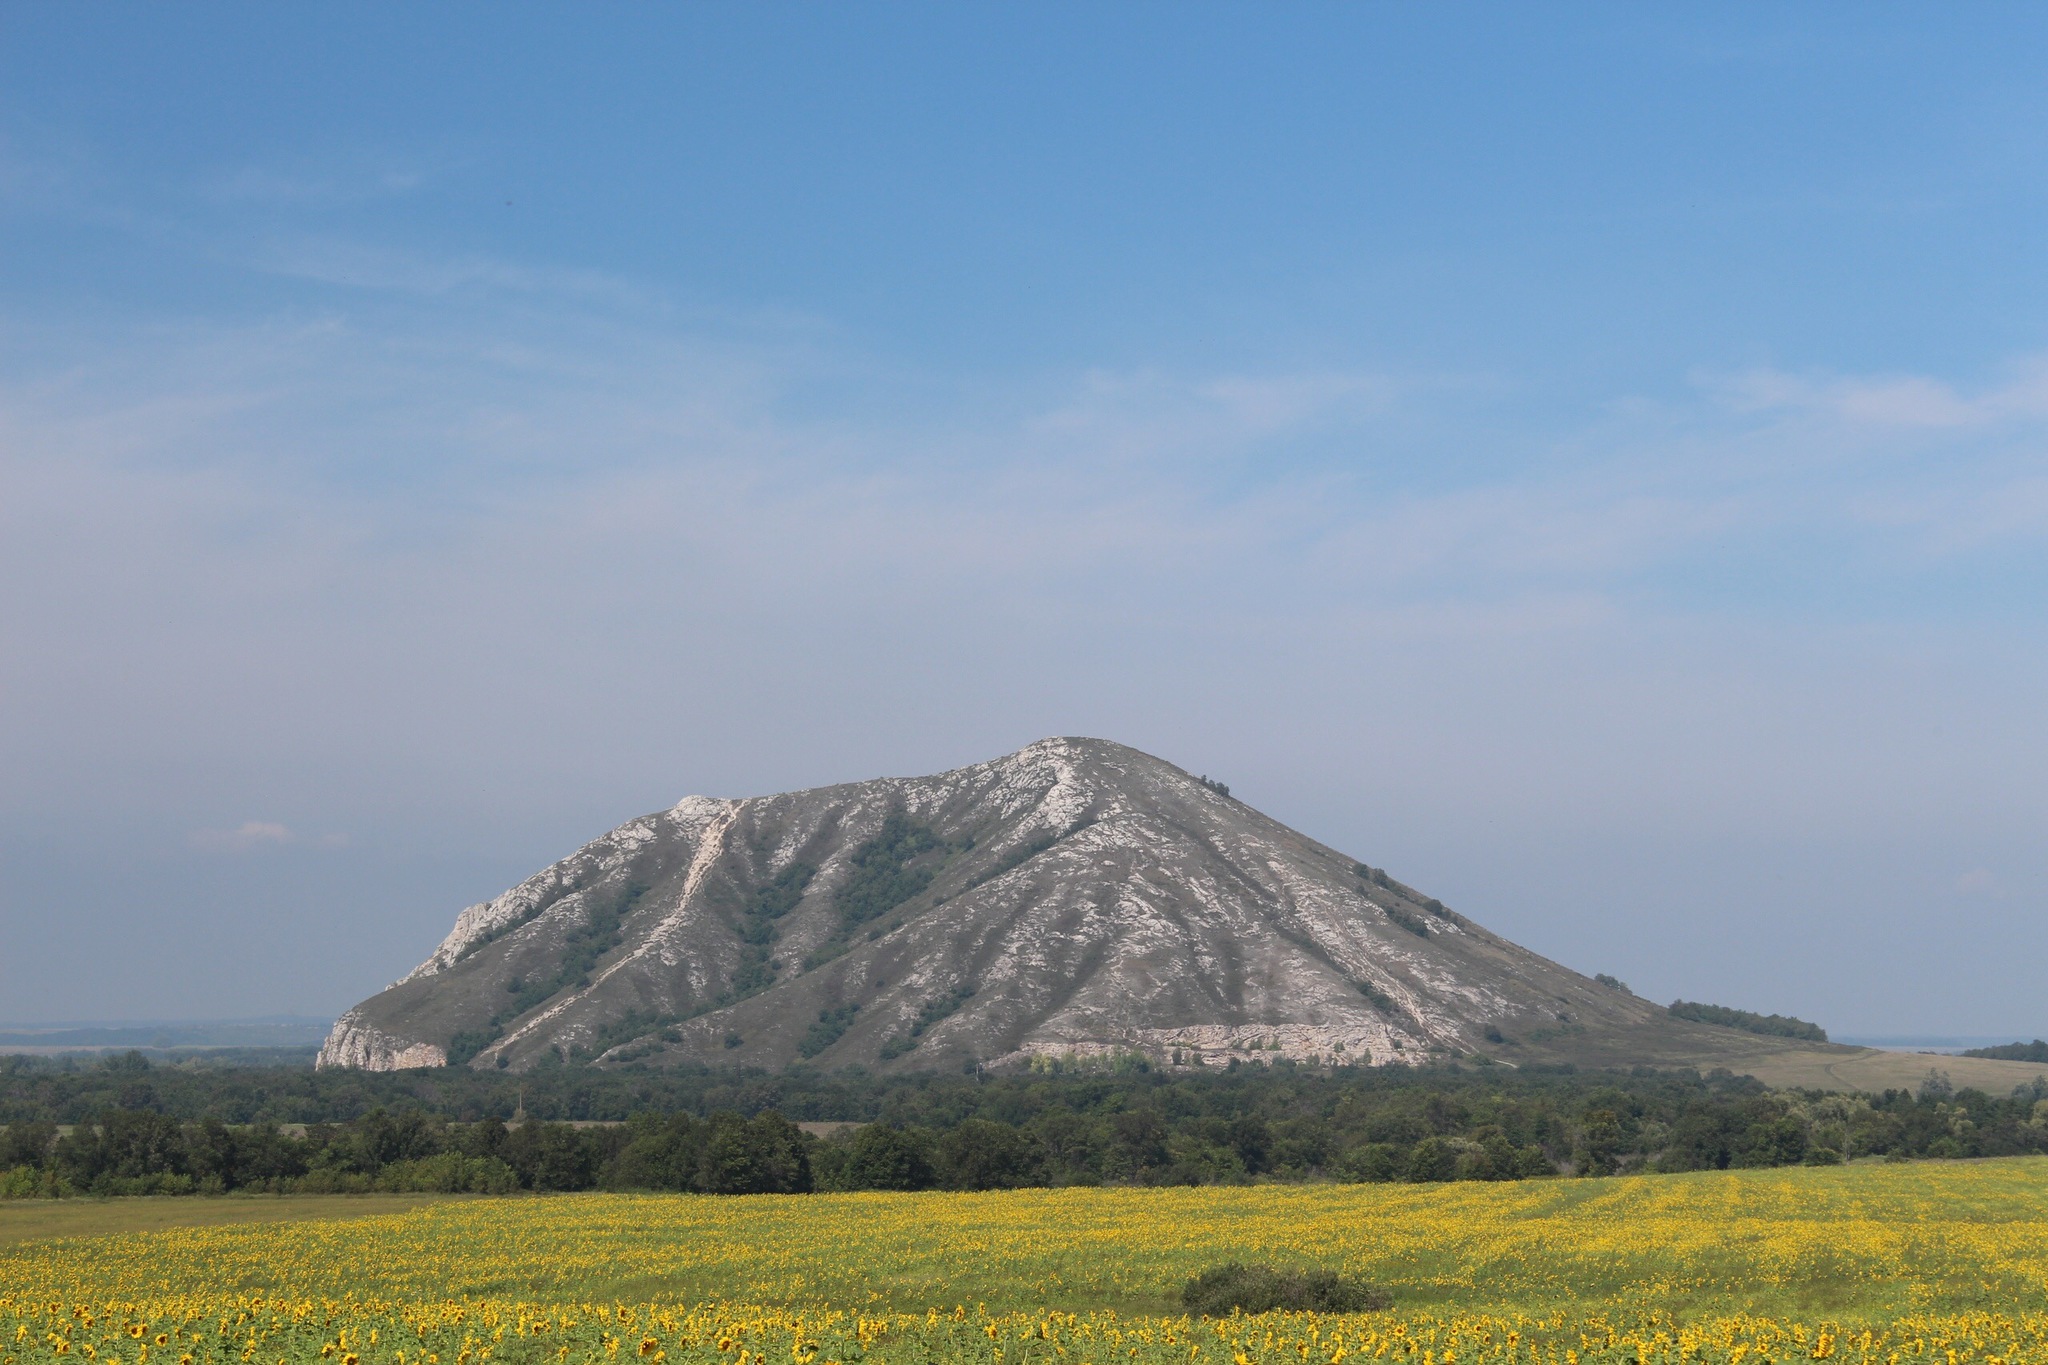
<box><xmin>319</xmin><ymin>737</ymin><xmax>1801</xmax><ymax>1074</ymax></box>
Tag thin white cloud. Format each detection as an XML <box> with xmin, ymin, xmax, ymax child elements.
<box><xmin>1024</xmin><ymin>365</ymin><xmax>1425</xmax><ymax>470</ymax></box>
<box><xmin>1710</xmin><ymin>356</ymin><xmax>2048</xmax><ymax>430</ymax></box>
<box><xmin>205</xmin><ymin>165</ymin><xmax>426</xmax><ymax>206</ymax></box>
<box><xmin>186</xmin><ymin>822</ymin><xmax>348</xmax><ymax>852</ymax></box>
<box><xmin>1851</xmin><ymin>472</ymin><xmax>2048</xmax><ymax>552</ymax></box>
<box><xmin>251</xmin><ymin>236</ymin><xmax>655</xmax><ymax>312</ymax></box>
<box><xmin>189</xmin><ymin>821</ymin><xmax>294</xmax><ymax>852</ymax></box>
<box><xmin>0</xmin><ymin>134</ymin><xmax>140</xmax><ymax>229</ymax></box>
<box><xmin>11</xmin><ymin>306</ymin><xmax>2047</xmax><ymax>647</ymax></box>
<box><xmin>7</xmin><ymin>308</ymin><xmax>2048</xmax><ymax>811</ymax></box>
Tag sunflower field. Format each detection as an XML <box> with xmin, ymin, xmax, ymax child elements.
<box><xmin>5</xmin><ymin>1158</ymin><xmax>2048</xmax><ymax>1365</ymax></box>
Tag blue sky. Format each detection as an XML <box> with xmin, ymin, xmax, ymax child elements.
<box><xmin>4</xmin><ymin>5</ymin><xmax>2046</xmax><ymax>1036</ymax></box>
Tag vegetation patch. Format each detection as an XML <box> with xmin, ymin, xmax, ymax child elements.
<box><xmin>8</xmin><ymin>1055</ymin><xmax>2048</xmax><ymax>1199</ymax></box>
<box><xmin>1180</xmin><ymin>1262</ymin><xmax>1390</xmax><ymax>1316</ymax></box>
<box><xmin>1965</xmin><ymin>1039</ymin><xmax>2048</xmax><ymax>1062</ymax></box>
<box><xmin>1354</xmin><ymin>864</ymin><xmax>1435</xmax><ymax>910</ymax></box>
<box><xmin>453</xmin><ymin>882</ymin><xmax>579</xmax><ymax>963</ymax></box>
<box><xmin>505</xmin><ymin>880</ymin><xmax>650</xmax><ymax>1016</ymax></box>
<box><xmin>798</xmin><ymin>1005</ymin><xmax>860</xmax><ymax>1059</ymax></box>
<box><xmin>1354</xmin><ymin>981</ymin><xmax>1401</xmax><ymax>1014</ymax></box>
<box><xmin>803</xmin><ymin>811</ymin><xmax>963</xmax><ymax>969</ymax></box>
<box><xmin>1385</xmin><ymin>906</ymin><xmax>1431</xmax><ymax>938</ymax></box>
<box><xmin>1668</xmin><ymin>1000</ymin><xmax>1827</xmax><ymax>1042</ymax></box>
<box><xmin>836</xmin><ymin>812</ymin><xmax>953</xmax><ymax>927</ymax></box>
<box><xmin>445</xmin><ymin>880</ymin><xmax>652</xmax><ymax>1065</ymax></box>
<box><xmin>444</xmin><ymin>1028</ymin><xmax>499</xmax><ymax>1068</ymax></box>
<box><xmin>732</xmin><ymin>861</ymin><xmax>817</xmax><ymax>996</ymax></box>
<box><xmin>879</xmin><ymin>986</ymin><xmax>977</xmax><ymax>1059</ymax></box>
<box><xmin>581</xmin><ymin>1009</ymin><xmax>674</xmax><ymax>1062</ymax></box>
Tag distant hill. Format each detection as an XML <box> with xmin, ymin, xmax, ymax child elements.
<box><xmin>1963</xmin><ymin>1039</ymin><xmax>2048</xmax><ymax>1063</ymax></box>
<box><xmin>1668</xmin><ymin>1001</ymin><xmax>1827</xmax><ymax>1043</ymax></box>
<box><xmin>0</xmin><ymin>1018</ymin><xmax>332</xmax><ymax>1054</ymax></box>
<box><xmin>321</xmin><ymin>737</ymin><xmax>1847</xmax><ymax>1077</ymax></box>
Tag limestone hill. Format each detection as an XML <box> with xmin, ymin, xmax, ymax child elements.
<box><xmin>321</xmin><ymin>737</ymin><xmax>1844</xmax><ymax>1077</ymax></box>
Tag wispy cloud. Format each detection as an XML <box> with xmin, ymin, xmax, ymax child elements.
<box><xmin>1024</xmin><ymin>366</ymin><xmax>1420</xmax><ymax>471</ymax></box>
<box><xmin>1711</xmin><ymin>356</ymin><xmax>2048</xmax><ymax>430</ymax></box>
<box><xmin>204</xmin><ymin>164</ymin><xmax>426</xmax><ymax>206</ymax></box>
<box><xmin>8</xmin><ymin>301</ymin><xmax>2048</xmax><ymax>847</ymax></box>
<box><xmin>0</xmin><ymin>133</ymin><xmax>141</xmax><ymax>229</ymax></box>
<box><xmin>251</xmin><ymin>236</ymin><xmax>657</xmax><ymax>312</ymax></box>
<box><xmin>188</xmin><ymin>822</ymin><xmax>348</xmax><ymax>853</ymax></box>
<box><xmin>11</xmin><ymin>305</ymin><xmax>2048</xmax><ymax>639</ymax></box>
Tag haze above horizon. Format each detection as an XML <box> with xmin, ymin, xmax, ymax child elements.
<box><xmin>3</xmin><ymin>5</ymin><xmax>2045</xmax><ymax>1037</ymax></box>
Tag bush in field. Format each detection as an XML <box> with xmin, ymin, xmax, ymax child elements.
<box><xmin>0</xmin><ymin>1166</ymin><xmax>46</xmax><ymax>1199</ymax></box>
<box><xmin>1180</xmin><ymin>1263</ymin><xmax>1389</xmax><ymax>1315</ymax></box>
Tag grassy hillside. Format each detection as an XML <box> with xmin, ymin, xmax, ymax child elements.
<box><xmin>1734</xmin><ymin>1045</ymin><xmax>2048</xmax><ymax>1094</ymax></box>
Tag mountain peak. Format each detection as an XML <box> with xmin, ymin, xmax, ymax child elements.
<box><xmin>320</xmin><ymin>739</ymin><xmax>1820</xmax><ymax>1076</ymax></box>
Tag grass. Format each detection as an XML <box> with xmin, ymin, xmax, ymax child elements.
<box><xmin>1735</xmin><ymin>1045</ymin><xmax>2048</xmax><ymax>1093</ymax></box>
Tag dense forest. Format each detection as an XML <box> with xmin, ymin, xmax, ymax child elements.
<box><xmin>2</xmin><ymin>1054</ymin><xmax>2044</xmax><ymax>1198</ymax></box>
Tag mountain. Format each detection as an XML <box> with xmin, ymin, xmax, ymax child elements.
<box><xmin>320</xmin><ymin>737</ymin><xmax>1823</xmax><ymax>1076</ymax></box>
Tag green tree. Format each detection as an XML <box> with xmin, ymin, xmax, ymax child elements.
<box><xmin>1406</xmin><ymin>1136</ymin><xmax>1457</xmax><ymax>1182</ymax></box>
<box><xmin>936</xmin><ymin>1118</ymin><xmax>1042</xmax><ymax>1190</ymax></box>
<box><xmin>839</xmin><ymin>1125</ymin><xmax>934</xmax><ymax>1190</ymax></box>
<box><xmin>1575</xmin><ymin>1109</ymin><xmax>1623</xmax><ymax>1176</ymax></box>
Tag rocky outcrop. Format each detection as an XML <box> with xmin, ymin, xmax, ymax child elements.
<box><xmin>319</xmin><ymin>737</ymin><xmax>1819</xmax><ymax>1075</ymax></box>
<box><xmin>317</xmin><ymin>1010</ymin><xmax>448</xmax><ymax>1070</ymax></box>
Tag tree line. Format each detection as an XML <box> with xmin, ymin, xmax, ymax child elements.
<box><xmin>1666</xmin><ymin>1000</ymin><xmax>1828</xmax><ymax>1043</ymax></box>
<box><xmin>3</xmin><ymin>1055</ymin><xmax>2044</xmax><ymax>1197</ymax></box>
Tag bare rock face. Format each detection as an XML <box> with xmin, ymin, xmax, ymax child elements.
<box><xmin>318</xmin><ymin>1016</ymin><xmax>447</xmax><ymax>1070</ymax></box>
<box><xmin>319</xmin><ymin>737</ymin><xmax>1805</xmax><ymax>1074</ymax></box>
